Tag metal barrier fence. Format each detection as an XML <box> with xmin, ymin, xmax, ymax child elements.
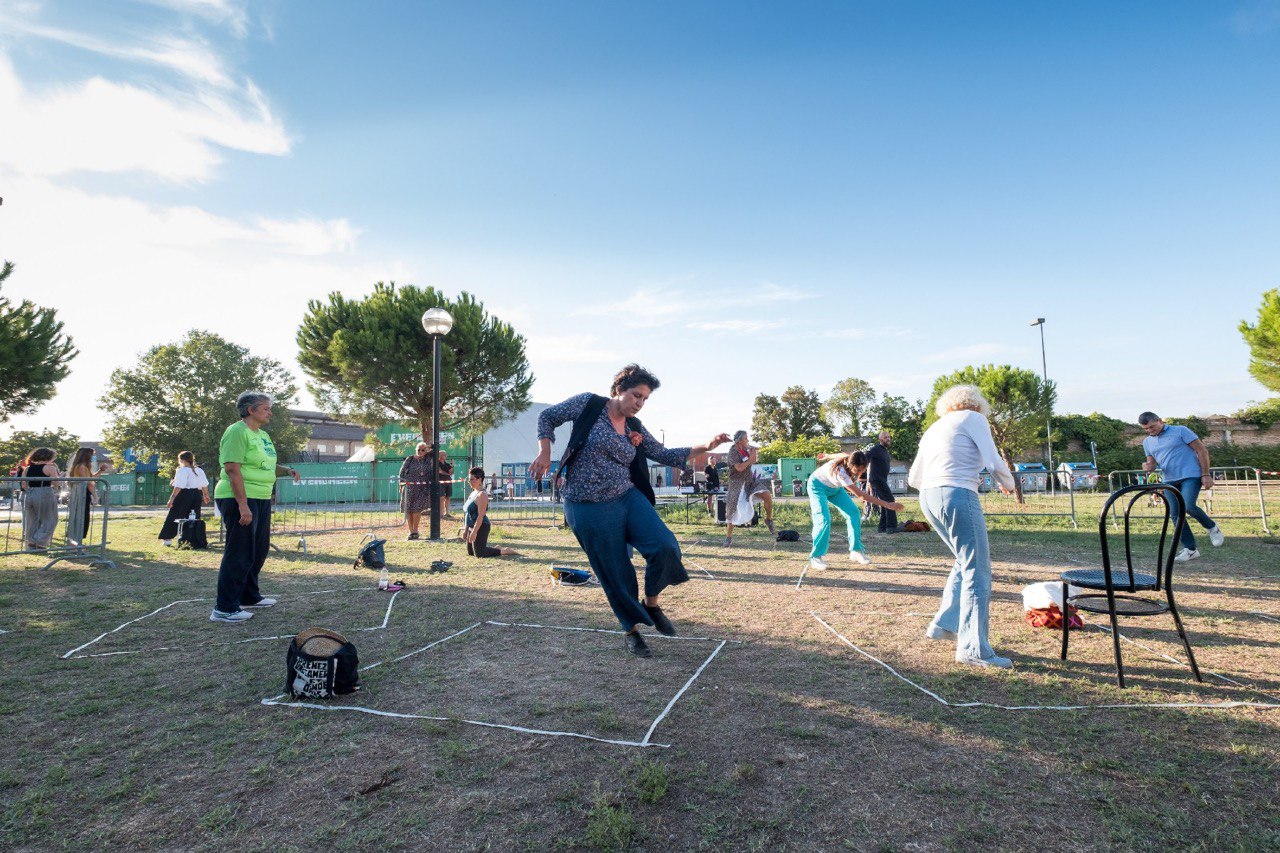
<box><xmin>1106</xmin><ymin>467</ymin><xmax>1270</xmax><ymax>533</ymax></box>
<box><xmin>975</xmin><ymin>471</ymin><xmax>1078</xmax><ymax>527</ymax></box>
<box><xmin>269</xmin><ymin>477</ymin><xmax>560</xmax><ymax>551</ymax></box>
<box><xmin>0</xmin><ymin>477</ymin><xmax>115</xmax><ymax>569</ymax></box>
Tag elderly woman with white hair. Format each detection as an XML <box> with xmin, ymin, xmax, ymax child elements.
<box><xmin>908</xmin><ymin>385</ymin><xmax>1016</xmax><ymax>669</ymax></box>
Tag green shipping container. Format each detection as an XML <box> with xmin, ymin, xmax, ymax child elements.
<box><xmin>101</xmin><ymin>473</ymin><xmax>136</xmax><ymax>506</ymax></box>
<box><xmin>778</xmin><ymin>457</ymin><xmax>818</xmax><ymax>488</ymax></box>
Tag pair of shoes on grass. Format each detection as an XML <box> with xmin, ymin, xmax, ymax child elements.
<box><xmin>924</xmin><ymin>623</ymin><xmax>1012</xmax><ymax>669</ymax></box>
<box><xmin>808</xmin><ymin>551</ymin><xmax>871</xmax><ymax>570</ymax></box>
<box><xmin>208</xmin><ymin>597</ymin><xmax>276</xmax><ymax>623</ymax></box>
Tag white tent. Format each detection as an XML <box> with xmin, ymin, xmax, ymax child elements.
<box><xmin>345</xmin><ymin>445</ymin><xmax>377</xmax><ymax>463</ymax></box>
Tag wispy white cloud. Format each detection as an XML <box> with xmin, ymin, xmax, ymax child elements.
<box><xmin>524</xmin><ymin>332</ymin><xmax>623</xmax><ymax>365</ymax></box>
<box><xmin>0</xmin><ymin>16</ymin><xmax>235</xmax><ymax>86</ymax></box>
<box><xmin>573</xmin><ymin>279</ymin><xmax>814</xmax><ymax>330</ymax></box>
<box><xmin>818</xmin><ymin>326</ymin><xmax>915</xmax><ymax>341</ymax></box>
<box><xmin>573</xmin><ymin>287</ymin><xmax>697</xmax><ymax>328</ymax></box>
<box><xmin>0</xmin><ymin>54</ymin><xmax>289</xmax><ymax>182</ymax></box>
<box><xmin>141</xmin><ymin>0</ymin><xmax>251</xmax><ymax>38</ymax></box>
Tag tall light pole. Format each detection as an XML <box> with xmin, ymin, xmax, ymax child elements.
<box><xmin>1029</xmin><ymin>318</ymin><xmax>1052</xmax><ymax>467</ymax></box>
<box><xmin>422</xmin><ymin>307</ymin><xmax>454</xmax><ymax>540</ymax></box>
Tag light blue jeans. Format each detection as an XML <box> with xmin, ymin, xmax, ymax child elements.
<box><xmin>918</xmin><ymin>486</ymin><xmax>995</xmax><ymax>661</ymax></box>
<box><xmin>1171</xmin><ymin>477</ymin><xmax>1216</xmax><ymax>552</ymax></box>
<box><xmin>808</xmin><ymin>474</ymin><xmax>863</xmax><ymax>559</ymax></box>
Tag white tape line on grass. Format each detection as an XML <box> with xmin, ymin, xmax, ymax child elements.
<box><xmin>1253</xmin><ymin>612</ymin><xmax>1280</xmax><ymax>624</ymax></box>
<box><xmin>62</xmin><ymin>597</ymin><xmax>207</xmax><ymax>659</ymax></box>
<box><xmin>641</xmin><ymin>640</ymin><xmax>727</xmax><ymax>746</ymax></box>
<box><xmin>258</xmin><ymin>699</ymin><xmax>670</xmax><ymax>748</ymax></box>
<box><xmin>360</xmin><ymin>622</ymin><xmax>484</xmax><ymax>672</ymax></box>
<box><xmin>1090</xmin><ymin>621</ymin><xmax>1280</xmax><ymax>704</ymax></box>
<box><xmin>687</xmin><ymin>560</ymin><xmax>715</xmax><ymax>580</ymax></box>
<box><xmin>811</xmin><ymin>612</ymin><xmax>1280</xmax><ymax>712</ymax></box>
<box><xmin>63</xmin><ymin>587</ymin><xmax>400</xmax><ymax>660</ymax></box>
<box><xmin>795</xmin><ymin>563</ymin><xmax>809</xmax><ymax>590</ymax></box>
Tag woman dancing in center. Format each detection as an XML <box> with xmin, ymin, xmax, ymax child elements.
<box><xmin>531</xmin><ymin>364</ymin><xmax>730</xmax><ymax>658</ymax></box>
<box><xmin>808</xmin><ymin>451</ymin><xmax>904</xmax><ymax>569</ymax></box>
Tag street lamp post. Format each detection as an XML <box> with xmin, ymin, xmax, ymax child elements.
<box><xmin>422</xmin><ymin>307</ymin><xmax>454</xmax><ymax>540</ymax></box>
<box><xmin>1030</xmin><ymin>318</ymin><xmax>1052</xmax><ymax>467</ymax></box>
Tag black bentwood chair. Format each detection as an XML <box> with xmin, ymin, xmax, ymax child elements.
<box><xmin>1059</xmin><ymin>483</ymin><xmax>1203</xmax><ymax>689</ymax></box>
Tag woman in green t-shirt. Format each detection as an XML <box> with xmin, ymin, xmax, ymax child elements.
<box><xmin>210</xmin><ymin>392</ymin><xmax>300</xmax><ymax>624</ymax></box>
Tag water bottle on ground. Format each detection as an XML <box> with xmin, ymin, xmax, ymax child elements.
<box><xmin>378</xmin><ymin>567</ymin><xmax>389</xmax><ymax>590</ymax></box>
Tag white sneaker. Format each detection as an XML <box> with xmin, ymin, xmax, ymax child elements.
<box><xmin>242</xmin><ymin>598</ymin><xmax>277</xmax><ymax>608</ymax></box>
<box><xmin>1173</xmin><ymin>548</ymin><xmax>1200</xmax><ymax>563</ymax></box>
<box><xmin>209</xmin><ymin>609</ymin><xmax>253</xmax><ymax>623</ymax></box>
<box><xmin>808</xmin><ymin>557</ymin><xmax>828</xmax><ymax>570</ymax></box>
<box><xmin>849</xmin><ymin>550</ymin><xmax>871</xmax><ymax>565</ymax></box>
<box><xmin>925</xmin><ymin>623</ymin><xmax>957</xmax><ymax>641</ymax></box>
<box><xmin>1208</xmin><ymin>526</ymin><xmax>1225</xmax><ymax>547</ymax></box>
<box><xmin>161</xmin><ymin>540</ymin><xmax>172</xmax><ymax>547</ymax></box>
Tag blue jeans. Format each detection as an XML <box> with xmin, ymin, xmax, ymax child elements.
<box><xmin>1171</xmin><ymin>477</ymin><xmax>1216</xmax><ymax>551</ymax></box>
<box><xmin>215</xmin><ymin>497</ymin><xmax>272</xmax><ymax>613</ymax></box>
<box><xmin>564</xmin><ymin>489</ymin><xmax>689</xmax><ymax>631</ymax></box>
<box><xmin>807</xmin><ymin>475</ymin><xmax>863</xmax><ymax>559</ymax></box>
<box><xmin>918</xmin><ymin>487</ymin><xmax>995</xmax><ymax>661</ymax></box>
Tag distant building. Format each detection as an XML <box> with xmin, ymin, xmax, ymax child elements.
<box><xmin>290</xmin><ymin>409</ymin><xmax>370</xmax><ymax>462</ymax></box>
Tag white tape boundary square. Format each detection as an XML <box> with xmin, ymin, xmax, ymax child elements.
<box><xmin>260</xmin><ymin>619</ymin><xmax>735</xmax><ymax>748</ymax></box>
<box><xmin>62</xmin><ymin>587</ymin><xmax>401</xmax><ymax>660</ymax></box>
<box><xmin>812</xmin><ymin>611</ymin><xmax>1280</xmax><ymax>712</ymax></box>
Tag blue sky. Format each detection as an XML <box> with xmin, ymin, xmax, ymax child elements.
<box><xmin>1</xmin><ymin>0</ymin><xmax>1278</xmax><ymax>450</ymax></box>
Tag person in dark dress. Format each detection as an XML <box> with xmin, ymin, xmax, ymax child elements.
<box><xmin>398</xmin><ymin>442</ymin><xmax>432</xmax><ymax>540</ymax></box>
<box><xmin>866</xmin><ymin>431</ymin><xmax>899</xmax><ymax>533</ymax></box>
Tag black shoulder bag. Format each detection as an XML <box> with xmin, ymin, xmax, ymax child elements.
<box><xmin>557</xmin><ymin>394</ymin><xmax>656</xmax><ymax>506</ymax></box>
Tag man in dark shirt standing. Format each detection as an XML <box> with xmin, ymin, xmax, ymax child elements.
<box><xmin>866</xmin><ymin>431</ymin><xmax>899</xmax><ymax>533</ymax></box>
<box><xmin>703</xmin><ymin>459</ymin><xmax>721</xmax><ymax>513</ymax></box>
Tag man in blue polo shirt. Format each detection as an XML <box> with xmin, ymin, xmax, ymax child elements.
<box><xmin>1139</xmin><ymin>412</ymin><xmax>1224</xmax><ymax>562</ymax></box>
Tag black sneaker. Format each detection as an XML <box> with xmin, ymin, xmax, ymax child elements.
<box><xmin>625</xmin><ymin>631</ymin><xmax>652</xmax><ymax>657</ymax></box>
<box><xmin>645</xmin><ymin>604</ymin><xmax>676</xmax><ymax>636</ymax></box>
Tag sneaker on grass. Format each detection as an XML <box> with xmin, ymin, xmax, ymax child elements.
<box><xmin>849</xmin><ymin>550</ymin><xmax>871</xmax><ymax>565</ymax></box>
<box><xmin>925</xmin><ymin>623</ymin><xmax>957</xmax><ymax>641</ymax></box>
<box><xmin>808</xmin><ymin>557</ymin><xmax>828</xmax><ymax>570</ymax></box>
<box><xmin>1208</xmin><ymin>525</ymin><xmax>1225</xmax><ymax>547</ymax></box>
<box><xmin>209</xmin><ymin>609</ymin><xmax>253</xmax><ymax>623</ymax></box>
<box><xmin>242</xmin><ymin>598</ymin><xmax>277</xmax><ymax>608</ymax></box>
<box><xmin>1173</xmin><ymin>547</ymin><xmax>1200</xmax><ymax>563</ymax></box>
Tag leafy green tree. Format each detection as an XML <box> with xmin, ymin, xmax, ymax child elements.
<box><xmin>99</xmin><ymin>331</ymin><xmax>308</xmax><ymax>474</ymax></box>
<box><xmin>925</xmin><ymin>365</ymin><xmax>1057</xmax><ymax>499</ymax></box>
<box><xmin>871</xmin><ymin>395</ymin><xmax>926</xmax><ymax>461</ymax></box>
<box><xmin>1236</xmin><ymin>397</ymin><xmax>1280</xmax><ymax>429</ymax></box>
<box><xmin>1240</xmin><ymin>289</ymin><xmax>1280</xmax><ymax>393</ymax></box>
<box><xmin>750</xmin><ymin>393</ymin><xmax>787</xmax><ymax>445</ymax></box>
<box><xmin>0</xmin><ymin>261</ymin><xmax>78</xmax><ymax>421</ymax></box>
<box><xmin>756</xmin><ymin>435</ymin><xmax>841</xmax><ymax>465</ymax></box>
<box><xmin>823</xmin><ymin>377</ymin><xmax>878</xmax><ymax>437</ymax></box>
<box><xmin>780</xmin><ymin>386</ymin><xmax>830</xmax><ymax>439</ymax></box>
<box><xmin>750</xmin><ymin>387</ymin><xmax>830</xmax><ymax>444</ymax></box>
<box><xmin>297</xmin><ymin>284</ymin><xmax>532</xmax><ymax>441</ymax></box>
<box><xmin>0</xmin><ymin>427</ymin><xmax>80</xmax><ymax>473</ymax></box>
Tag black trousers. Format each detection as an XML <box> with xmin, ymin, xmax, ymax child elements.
<box><xmin>215</xmin><ymin>497</ymin><xmax>272</xmax><ymax>612</ymax></box>
<box><xmin>159</xmin><ymin>489</ymin><xmax>202</xmax><ymax>540</ymax></box>
<box><xmin>466</xmin><ymin>518</ymin><xmax>502</xmax><ymax>558</ymax></box>
<box><xmin>869</xmin><ymin>478</ymin><xmax>897</xmax><ymax>531</ymax></box>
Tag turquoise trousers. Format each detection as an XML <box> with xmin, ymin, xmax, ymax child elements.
<box><xmin>807</xmin><ymin>474</ymin><xmax>863</xmax><ymax>559</ymax></box>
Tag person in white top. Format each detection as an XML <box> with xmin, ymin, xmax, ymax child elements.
<box><xmin>908</xmin><ymin>385</ymin><xmax>1017</xmax><ymax>668</ymax></box>
<box><xmin>807</xmin><ymin>451</ymin><xmax>904</xmax><ymax>569</ymax></box>
<box><xmin>159</xmin><ymin>450</ymin><xmax>211</xmax><ymax>546</ymax></box>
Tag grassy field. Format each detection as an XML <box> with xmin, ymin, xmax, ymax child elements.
<box><xmin>2</xmin><ymin>506</ymin><xmax>1278</xmax><ymax>851</ymax></box>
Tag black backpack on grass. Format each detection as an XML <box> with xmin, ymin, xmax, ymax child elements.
<box><xmin>286</xmin><ymin>628</ymin><xmax>360</xmax><ymax>699</ymax></box>
<box><xmin>176</xmin><ymin>518</ymin><xmax>208</xmax><ymax>550</ymax></box>
<box><xmin>354</xmin><ymin>539</ymin><xmax>387</xmax><ymax>570</ymax></box>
